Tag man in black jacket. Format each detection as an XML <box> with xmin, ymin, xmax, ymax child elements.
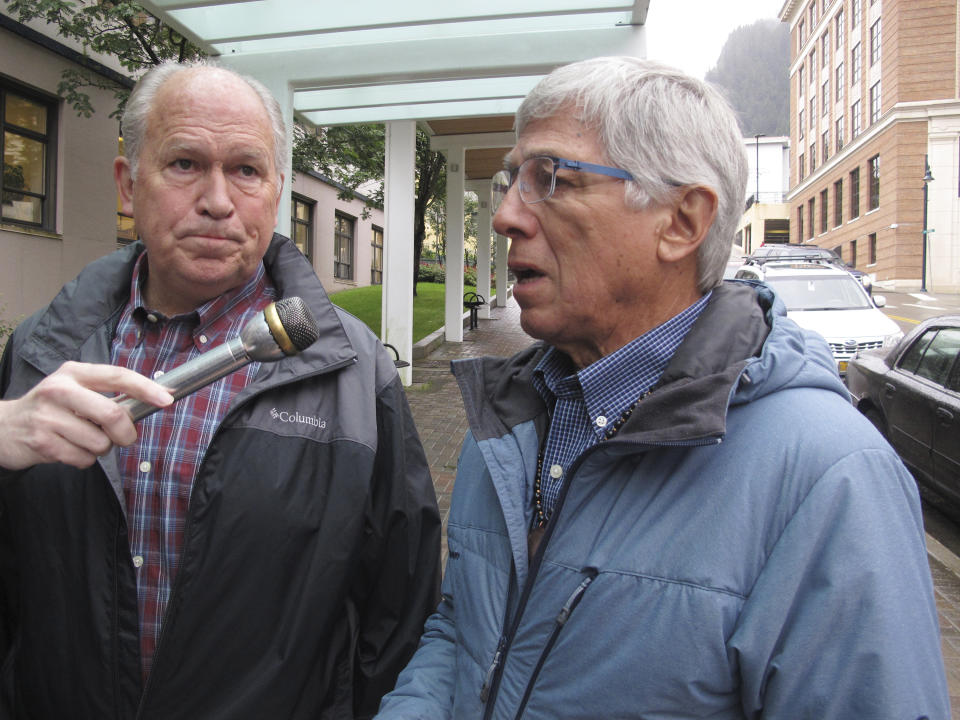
<box><xmin>0</xmin><ymin>60</ymin><xmax>440</xmax><ymax>719</ymax></box>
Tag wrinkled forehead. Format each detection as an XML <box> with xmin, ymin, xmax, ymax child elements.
<box><xmin>507</xmin><ymin>113</ymin><xmax>606</xmax><ymax>166</ymax></box>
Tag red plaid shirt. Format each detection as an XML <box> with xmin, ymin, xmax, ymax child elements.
<box><xmin>111</xmin><ymin>253</ymin><xmax>276</xmax><ymax>679</ymax></box>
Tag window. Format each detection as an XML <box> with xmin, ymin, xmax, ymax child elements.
<box><xmin>810</xmin><ymin>96</ymin><xmax>817</xmax><ymax>128</ymax></box>
<box><xmin>835</xmin><ymin>11</ymin><xmax>844</xmax><ymax>49</ymax></box>
<box><xmin>810</xmin><ymin>141</ymin><xmax>816</xmax><ymax>173</ymax></box>
<box><xmin>822</xmin><ymin>129</ymin><xmax>830</xmax><ymax>163</ymax></box>
<box><xmin>822</xmin><ymin>80</ymin><xmax>830</xmax><ymax>115</ymax></box>
<box><xmin>810</xmin><ymin>2</ymin><xmax>817</xmax><ymax>27</ymax></box>
<box><xmin>822</xmin><ymin>32</ymin><xmax>830</xmax><ymax>67</ymax></box>
<box><xmin>836</xmin><ymin>115</ymin><xmax>845</xmax><ymax>152</ymax></box>
<box><xmin>834</xmin><ymin>180</ymin><xmax>843</xmax><ymax>226</ymax></box>
<box><xmin>371</xmin><ymin>226</ymin><xmax>383</xmax><ymax>284</ymax></box>
<box><xmin>835</xmin><ymin>63</ymin><xmax>844</xmax><ymax>101</ymax></box>
<box><xmin>797</xmin><ymin>205</ymin><xmax>804</xmax><ymax>241</ymax></box>
<box><xmin>291</xmin><ymin>195</ymin><xmax>313</xmax><ymax>262</ymax></box>
<box><xmin>334</xmin><ymin>212</ymin><xmax>355</xmax><ymax>280</ymax></box>
<box><xmin>799</xmin><ymin>65</ymin><xmax>805</xmax><ymax>94</ymax></box>
<box><xmin>869</xmin><ymin>81</ymin><xmax>881</xmax><ymax>124</ymax></box>
<box><xmin>798</xmin><ymin>152</ymin><xmax>805</xmax><ymax>181</ymax></box>
<box><xmin>820</xmin><ymin>189</ymin><xmax>829</xmax><ymax>233</ymax></box>
<box><xmin>799</xmin><ymin>19</ymin><xmax>806</xmax><ymax>47</ymax></box>
<box><xmin>904</xmin><ymin>329</ymin><xmax>960</xmax><ymax>386</ymax></box>
<box><xmin>869</xmin><ymin>233</ymin><xmax>877</xmax><ymax>263</ymax></box>
<box><xmin>809</xmin><ymin>49</ymin><xmax>817</xmax><ymax>77</ymax></box>
<box><xmin>851</xmin><ymin>0</ymin><xmax>860</xmax><ymax>28</ymax></box>
<box><xmin>870</xmin><ymin>20</ymin><xmax>881</xmax><ymax>65</ymax></box>
<box><xmin>1</xmin><ymin>82</ymin><xmax>57</xmax><ymax>229</ymax></box>
<box><xmin>850</xmin><ymin>238</ymin><xmax>857</xmax><ymax>267</ymax></box>
<box><xmin>851</xmin><ymin>100</ymin><xmax>862</xmax><ymax>137</ymax></box>
<box><xmin>850</xmin><ymin>167</ymin><xmax>861</xmax><ymax>218</ymax></box>
<box><xmin>868</xmin><ymin>154</ymin><xmax>880</xmax><ymax>210</ymax></box>
<box><xmin>808</xmin><ymin>198</ymin><xmax>816</xmax><ymax>239</ymax></box>
<box><xmin>799</xmin><ymin>110</ymin><xmax>805</xmax><ymax>139</ymax></box>
<box><xmin>851</xmin><ymin>43</ymin><xmax>861</xmax><ymax>86</ymax></box>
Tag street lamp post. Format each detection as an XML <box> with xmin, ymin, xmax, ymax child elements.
<box><xmin>754</xmin><ymin>133</ymin><xmax>765</xmax><ymax>204</ymax></box>
<box><xmin>921</xmin><ymin>158</ymin><xmax>933</xmax><ymax>292</ymax></box>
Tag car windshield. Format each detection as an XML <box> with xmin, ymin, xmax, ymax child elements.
<box><xmin>766</xmin><ymin>275</ymin><xmax>872</xmax><ymax>311</ymax></box>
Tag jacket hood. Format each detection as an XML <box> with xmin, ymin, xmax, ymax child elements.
<box><xmin>454</xmin><ymin>281</ymin><xmax>849</xmax><ymax>447</ymax></box>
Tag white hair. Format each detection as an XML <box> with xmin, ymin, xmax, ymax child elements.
<box><xmin>121</xmin><ymin>60</ymin><xmax>288</xmax><ymax>181</ymax></box>
<box><xmin>516</xmin><ymin>56</ymin><xmax>748</xmax><ymax>292</ymax></box>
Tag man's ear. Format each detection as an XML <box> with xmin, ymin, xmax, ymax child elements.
<box><xmin>114</xmin><ymin>156</ymin><xmax>135</xmax><ymax>216</ymax></box>
<box><xmin>657</xmin><ymin>186</ymin><xmax>718</xmax><ymax>263</ymax></box>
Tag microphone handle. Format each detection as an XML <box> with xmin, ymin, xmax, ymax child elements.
<box><xmin>118</xmin><ymin>337</ymin><xmax>251</xmax><ymax>422</ymax></box>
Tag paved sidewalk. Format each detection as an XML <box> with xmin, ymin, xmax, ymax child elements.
<box><xmin>404</xmin><ymin>297</ymin><xmax>960</xmax><ymax>716</ymax></box>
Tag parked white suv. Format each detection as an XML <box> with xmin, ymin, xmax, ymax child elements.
<box><xmin>733</xmin><ymin>261</ymin><xmax>903</xmax><ymax>376</ymax></box>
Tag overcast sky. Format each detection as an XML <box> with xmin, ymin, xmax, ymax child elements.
<box><xmin>645</xmin><ymin>0</ymin><xmax>788</xmax><ymax>79</ymax></box>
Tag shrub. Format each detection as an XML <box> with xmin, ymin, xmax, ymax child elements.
<box><xmin>418</xmin><ymin>264</ymin><xmax>445</xmax><ymax>283</ymax></box>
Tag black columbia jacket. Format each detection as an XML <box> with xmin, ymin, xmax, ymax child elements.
<box><xmin>0</xmin><ymin>235</ymin><xmax>441</xmax><ymax>719</ymax></box>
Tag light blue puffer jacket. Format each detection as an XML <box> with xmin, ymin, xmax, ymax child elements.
<box><xmin>377</xmin><ymin>282</ymin><xmax>950</xmax><ymax>720</ymax></box>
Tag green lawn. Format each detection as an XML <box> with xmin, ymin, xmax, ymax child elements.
<box><xmin>329</xmin><ymin>282</ymin><xmax>477</xmax><ymax>343</ymax></box>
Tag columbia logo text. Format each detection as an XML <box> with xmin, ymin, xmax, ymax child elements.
<box><xmin>270</xmin><ymin>408</ymin><xmax>327</xmax><ymax>429</ymax></box>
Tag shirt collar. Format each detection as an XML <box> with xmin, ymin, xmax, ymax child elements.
<box><xmin>534</xmin><ymin>291</ymin><xmax>712</xmax><ymax>432</ymax></box>
<box><xmin>125</xmin><ymin>250</ymin><xmax>270</xmax><ymax>342</ymax></box>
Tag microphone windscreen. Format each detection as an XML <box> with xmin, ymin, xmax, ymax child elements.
<box><xmin>271</xmin><ymin>297</ymin><xmax>320</xmax><ymax>353</ymax></box>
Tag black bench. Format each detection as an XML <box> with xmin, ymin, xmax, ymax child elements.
<box><xmin>463</xmin><ymin>292</ymin><xmax>486</xmax><ymax>330</ymax></box>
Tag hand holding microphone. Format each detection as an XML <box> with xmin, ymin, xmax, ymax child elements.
<box><xmin>117</xmin><ymin>296</ymin><xmax>320</xmax><ymax>422</ymax></box>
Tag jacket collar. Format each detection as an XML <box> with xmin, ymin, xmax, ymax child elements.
<box><xmin>16</xmin><ymin>234</ymin><xmax>356</xmax><ymax>382</ymax></box>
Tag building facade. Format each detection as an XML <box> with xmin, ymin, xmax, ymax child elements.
<box><xmin>780</xmin><ymin>0</ymin><xmax>960</xmax><ymax>292</ymax></box>
<box><xmin>736</xmin><ymin>135</ymin><xmax>791</xmax><ymax>255</ymax></box>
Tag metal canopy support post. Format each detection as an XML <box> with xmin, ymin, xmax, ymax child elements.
<box><xmin>383</xmin><ymin>120</ymin><xmax>417</xmax><ymax>385</ymax></box>
<box><xmin>467</xmin><ymin>180</ymin><xmax>492</xmax><ymax>320</ymax></box>
<box><xmin>444</xmin><ymin>146</ymin><xmax>466</xmax><ymax>343</ymax></box>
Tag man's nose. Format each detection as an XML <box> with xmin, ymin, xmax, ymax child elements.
<box><xmin>198</xmin><ymin>167</ymin><xmax>234</xmax><ymax>218</ymax></box>
<box><xmin>492</xmin><ymin>182</ymin><xmax>535</xmax><ymax>240</ymax></box>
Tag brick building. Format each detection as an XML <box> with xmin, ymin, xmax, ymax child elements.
<box><xmin>779</xmin><ymin>0</ymin><xmax>960</xmax><ymax>292</ymax></box>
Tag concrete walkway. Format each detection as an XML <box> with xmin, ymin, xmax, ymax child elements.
<box><xmin>403</xmin><ymin>297</ymin><xmax>960</xmax><ymax>716</ymax></box>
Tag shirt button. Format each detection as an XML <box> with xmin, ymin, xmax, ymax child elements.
<box><xmin>596</xmin><ymin>415</ymin><xmax>608</xmax><ymax>428</ymax></box>
<box><xmin>549</xmin><ymin>464</ymin><xmax>564</xmax><ymax>479</ymax></box>
<box><xmin>153</xmin><ymin>370</ymin><xmax>165</xmax><ymax>379</ymax></box>
<box><xmin>199</xmin><ymin>334</ymin><xmax>208</xmax><ymax>344</ymax></box>
<box><xmin>132</xmin><ymin>555</ymin><xmax>144</xmax><ymax>568</ymax></box>
<box><xmin>139</xmin><ymin>461</ymin><xmax>151</xmax><ymax>473</ymax></box>
<box><xmin>146</xmin><ymin>313</ymin><xmax>158</xmax><ymax>323</ymax></box>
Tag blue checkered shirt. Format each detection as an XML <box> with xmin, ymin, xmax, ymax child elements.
<box><xmin>531</xmin><ymin>292</ymin><xmax>711</xmax><ymax>521</ymax></box>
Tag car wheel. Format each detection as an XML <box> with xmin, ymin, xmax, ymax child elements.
<box><xmin>862</xmin><ymin>406</ymin><xmax>887</xmax><ymax>438</ymax></box>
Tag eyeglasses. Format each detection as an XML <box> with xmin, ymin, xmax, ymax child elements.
<box><xmin>492</xmin><ymin>155</ymin><xmax>634</xmax><ymax>212</ymax></box>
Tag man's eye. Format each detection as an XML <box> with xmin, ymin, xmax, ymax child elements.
<box><xmin>172</xmin><ymin>159</ymin><xmax>193</xmax><ymax>171</ymax></box>
<box><xmin>239</xmin><ymin>165</ymin><xmax>258</xmax><ymax>177</ymax></box>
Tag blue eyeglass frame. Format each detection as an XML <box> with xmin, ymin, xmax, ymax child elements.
<box><xmin>494</xmin><ymin>155</ymin><xmax>635</xmax><ymax>206</ymax></box>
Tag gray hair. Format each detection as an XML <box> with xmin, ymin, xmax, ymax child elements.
<box><xmin>516</xmin><ymin>56</ymin><xmax>748</xmax><ymax>292</ymax></box>
<box><xmin>121</xmin><ymin>60</ymin><xmax>288</xmax><ymax>181</ymax></box>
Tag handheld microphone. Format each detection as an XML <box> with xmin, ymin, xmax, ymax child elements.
<box><xmin>117</xmin><ymin>296</ymin><xmax>320</xmax><ymax>422</ymax></box>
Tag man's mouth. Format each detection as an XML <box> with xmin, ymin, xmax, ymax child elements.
<box><xmin>513</xmin><ymin>268</ymin><xmax>544</xmax><ymax>284</ymax></box>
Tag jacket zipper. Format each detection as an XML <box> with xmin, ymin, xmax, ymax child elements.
<box><xmin>479</xmin><ymin>432</ymin><xmax>720</xmax><ymax>719</ymax></box>
<box><xmin>512</xmin><ymin>568</ymin><xmax>598</xmax><ymax>720</ymax></box>
<box><xmin>133</xmin><ymin>359</ymin><xmax>353</xmax><ymax>718</ymax></box>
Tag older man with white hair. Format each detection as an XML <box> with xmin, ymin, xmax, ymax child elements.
<box><xmin>0</xmin><ymin>61</ymin><xmax>440</xmax><ymax>719</ymax></box>
<box><xmin>375</xmin><ymin>56</ymin><xmax>949</xmax><ymax>720</ymax></box>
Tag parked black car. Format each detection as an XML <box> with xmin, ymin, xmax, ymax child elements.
<box><xmin>745</xmin><ymin>243</ymin><xmax>873</xmax><ymax>294</ymax></box>
<box><xmin>846</xmin><ymin>316</ymin><xmax>960</xmax><ymax>510</ymax></box>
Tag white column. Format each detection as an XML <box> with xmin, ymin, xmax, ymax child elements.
<box><xmin>467</xmin><ymin>180</ymin><xmax>492</xmax><ymax>319</ymax></box>
<box><xmin>444</xmin><ymin>146</ymin><xmax>466</xmax><ymax>342</ymax></box>
<box><xmin>241</xmin><ymin>71</ymin><xmax>294</xmax><ymax>237</ymax></box>
<box><xmin>382</xmin><ymin>121</ymin><xmax>416</xmax><ymax>385</ymax></box>
<box><xmin>496</xmin><ymin>233</ymin><xmax>508</xmax><ymax>306</ymax></box>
